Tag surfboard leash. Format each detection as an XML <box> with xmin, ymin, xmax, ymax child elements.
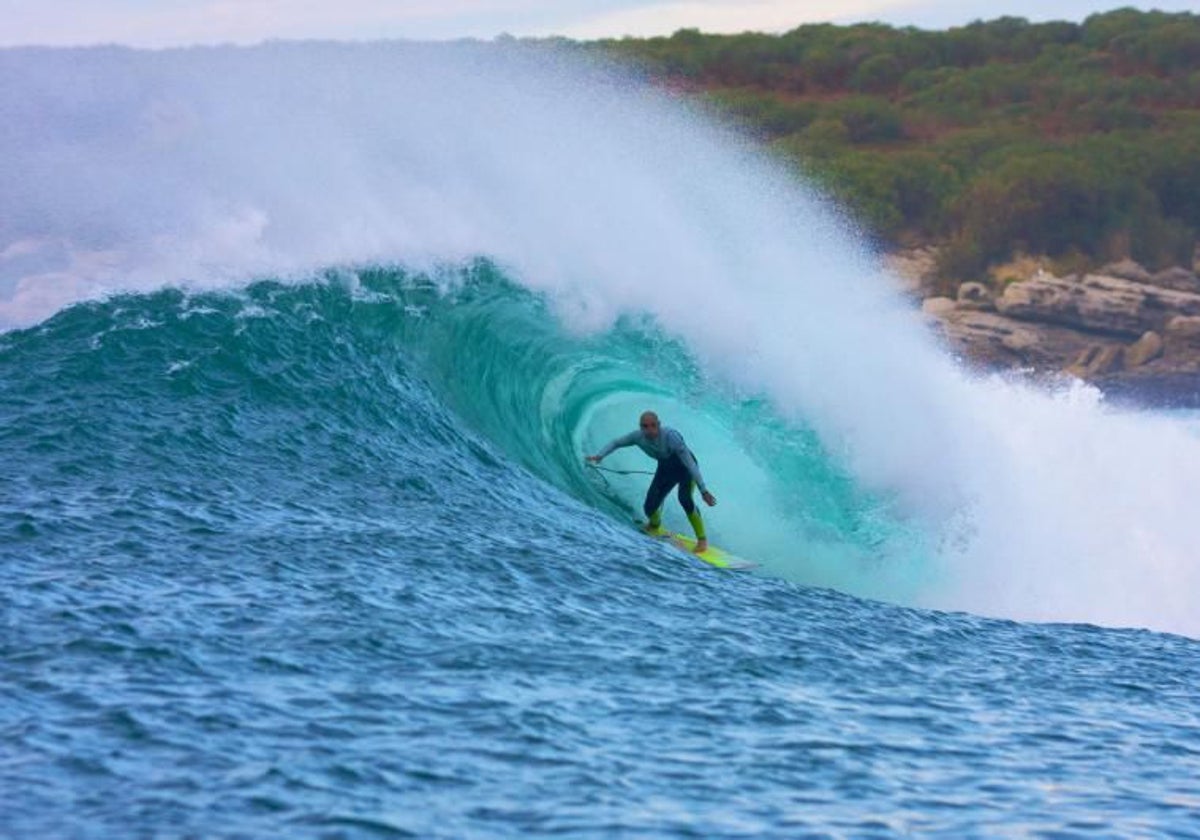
<box><xmin>584</xmin><ymin>462</ymin><xmax>655</xmax><ymax>490</ymax></box>
<box><xmin>586</xmin><ymin>464</ymin><xmax>656</xmax><ymax>476</ymax></box>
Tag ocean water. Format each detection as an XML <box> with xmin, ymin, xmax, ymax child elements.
<box><xmin>3</xmin><ymin>41</ymin><xmax>1200</xmax><ymax>837</ymax></box>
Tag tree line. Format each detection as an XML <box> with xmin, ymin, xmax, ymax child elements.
<box><xmin>591</xmin><ymin>9</ymin><xmax>1200</xmax><ymax>284</ymax></box>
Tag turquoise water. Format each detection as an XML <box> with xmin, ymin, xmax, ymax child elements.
<box><xmin>3</xmin><ymin>271</ymin><xmax>1200</xmax><ymax>837</ymax></box>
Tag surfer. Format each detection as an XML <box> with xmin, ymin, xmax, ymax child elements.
<box><xmin>586</xmin><ymin>411</ymin><xmax>717</xmax><ymax>553</ymax></box>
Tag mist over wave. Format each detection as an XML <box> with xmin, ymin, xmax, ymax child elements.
<box><xmin>4</xmin><ymin>40</ymin><xmax>1200</xmax><ymax>635</ymax></box>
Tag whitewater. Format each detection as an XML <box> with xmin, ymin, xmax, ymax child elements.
<box><xmin>2</xmin><ymin>40</ymin><xmax>1199</xmax><ymax>836</ymax></box>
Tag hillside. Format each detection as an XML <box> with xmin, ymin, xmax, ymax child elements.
<box><xmin>595</xmin><ymin>9</ymin><xmax>1200</xmax><ymax>292</ymax></box>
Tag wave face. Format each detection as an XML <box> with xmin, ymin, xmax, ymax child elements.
<box><xmin>3</xmin><ymin>40</ymin><xmax>1200</xmax><ymax>835</ymax></box>
<box><xmin>4</xmin><ymin>273</ymin><xmax>1200</xmax><ymax>836</ymax></box>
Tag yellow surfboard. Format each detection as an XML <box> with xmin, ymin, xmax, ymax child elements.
<box><xmin>639</xmin><ymin>523</ymin><xmax>757</xmax><ymax>571</ymax></box>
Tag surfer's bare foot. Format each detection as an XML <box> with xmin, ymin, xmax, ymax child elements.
<box><xmin>694</xmin><ymin>539</ymin><xmax>708</xmax><ymax>554</ymax></box>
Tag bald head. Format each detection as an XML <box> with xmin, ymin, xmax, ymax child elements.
<box><xmin>639</xmin><ymin>411</ymin><xmax>661</xmax><ymax>440</ymax></box>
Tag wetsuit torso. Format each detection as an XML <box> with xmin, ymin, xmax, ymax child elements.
<box><xmin>596</xmin><ymin>427</ymin><xmax>707</xmax><ymax>493</ymax></box>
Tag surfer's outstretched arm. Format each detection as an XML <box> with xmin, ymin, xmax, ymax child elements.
<box><xmin>586</xmin><ymin>431</ymin><xmax>640</xmax><ymax>463</ymax></box>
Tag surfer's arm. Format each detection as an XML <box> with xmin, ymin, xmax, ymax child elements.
<box><xmin>669</xmin><ymin>432</ymin><xmax>708</xmax><ymax>493</ymax></box>
<box><xmin>590</xmin><ymin>431</ymin><xmax>640</xmax><ymax>462</ymax></box>
<box><xmin>679</xmin><ymin>450</ymin><xmax>708</xmax><ymax>493</ymax></box>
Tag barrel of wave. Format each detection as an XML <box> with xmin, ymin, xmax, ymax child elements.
<box><xmin>576</xmin><ymin>392</ymin><xmax>786</xmax><ymax>569</ymax></box>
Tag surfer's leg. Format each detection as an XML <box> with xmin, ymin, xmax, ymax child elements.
<box><xmin>676</xmin><ymin>476</ymin><xmax>696</xmax><ymax>514</ymax></box>
<box><xmin>642</xmin><ymin>464</ymin><xmax>675</xmax><ymax>533</ymax></box>
<box><xmin>679</xmin><ymin>480</ymin><xmax>707</xmax><ymax>550</ymax></box>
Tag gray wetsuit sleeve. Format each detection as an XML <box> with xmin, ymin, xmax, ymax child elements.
<box><xmin>596</xmin><ymin>430</ymin><xmax>641</xmax><ymax>460</ymax></box>
<box><xmin>667</xmin><ymin>430</ymin><xmax>707</xmax><ymax>492</ymax></box>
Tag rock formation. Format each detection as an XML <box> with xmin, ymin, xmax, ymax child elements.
<box><xmin>890</xmin><ymin>250</ymin><xmax>1200</xmax><ymax>400</ymax></box>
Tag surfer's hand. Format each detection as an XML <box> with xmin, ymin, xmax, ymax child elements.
<box><xmin>702</xmin><ymin>490</ymin><xmax>717</xmax><ymax>506</ymax></box>
<box><xmin>585</xmin><ymin>455</ymin><xmax>602</xmax><ymax>464</ymax></box>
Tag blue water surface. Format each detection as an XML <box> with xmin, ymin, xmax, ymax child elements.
<box><xmin>3</xmin><ymin>277</ymin><xmax>1199</xmax><ymax>838</ymax></box>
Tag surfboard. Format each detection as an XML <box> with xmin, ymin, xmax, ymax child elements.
<box><xmin>637</xmin><ymin>522</ymin><xmax>758</xmax><ymax>571</ymax></box>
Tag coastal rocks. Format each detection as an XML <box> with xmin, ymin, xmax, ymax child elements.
<box><xmin>1125</xmin><ymin>331</ymin><xmax>1164</xmax><ymax>368</ymax></box>
<box><xmin>994</xmin><ymin>272</ymin><xmax>1200</xmax><ymax>338</ymax></box>
<box><xmin>921</xmin><ymin>296</ymin><xmax>957</xmax><ymax>318</ymax></box>
<box><xmin>1091</xmin><ymin>320</ymin><xmax>1200</xmax><ymax>400</ymax></box>
<box><xmin>1164</xmin><ymin>316</ymin><xmax>1200</xmax><ymax>363</ymax></box>
<box><xmin>927</xmin><ymin>304</ymin><xmax>1104</xmax><ymax>369</ymax></box>
<box><xmin>1101</xmin><ymin>259</ymin><xmax>1152</xmax><ymax>284</ymax></box>
<box><xmin>1166</xmin><ymin>315</ymin><xmax>1200</xmax><ymax>342</ymax></box>
<box><xmin>1099</xmin><ymin>261</ymin><xmax>1200</xmax><ymax>293</ymax></box>
<box><xmin>1067</xmin><ymin>344</ymin><xmax>1124</xmax><ymax>378</ymax></box>
<box><xmin>901</xmin><ymin>248</ymin><xmax>1200</xmax><ymax>391</ymax></box>
<box><xmin>1065</xmin><ymin>332</ymin><xmax>1163</xmax><ymax>378</ymax></box>
<box><xmin>888</xmin><ymin>246</ymin><xmax>1200</xmax><ymax>391</ymax></box>
<box><xmin>956</xmin><ymin>282</ymin><xmax>992</xmax><ymax>310</ymax></box>
<box><xmin>1152</xmin><ymin>267</ymin><xmax>1200</xmax><ymax>293</ymax></box>
<box><xmin>884</xmin><ymin>247</ymin><xmax>939</xmax><ymax>299</ymax></box>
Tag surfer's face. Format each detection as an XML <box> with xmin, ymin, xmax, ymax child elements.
<box><xmin>640</xmin><ymin>417</ymin><xmax>660</xmax><ymax>439</ymax></box>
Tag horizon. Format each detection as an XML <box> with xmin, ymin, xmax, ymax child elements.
<box><xmin>1</xmin><ymin>1</ymin><xmax>1198</xmax><ymax>49</ymax></box>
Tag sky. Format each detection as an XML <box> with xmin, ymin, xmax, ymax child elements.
<box><xmin>1</xmin><ymin>0</ymin><xmax>1198</xmax><ymax>47</ymax></box>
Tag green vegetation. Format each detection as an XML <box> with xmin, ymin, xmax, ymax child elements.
<box><xmin>593</xmin><ymin>9</ymin><xmax>1200</xmax><ymax>282</ymax></box>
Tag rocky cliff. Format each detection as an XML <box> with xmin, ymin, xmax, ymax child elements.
<box><xmin>888</xmin><ymin>251</ymin><xmax>1200</xmax><ymax>403</ymax></box>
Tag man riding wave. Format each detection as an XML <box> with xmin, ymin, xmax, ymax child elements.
<box><xmin>586</xmin><ymin>411</ymin><xmax>717</xmax><ymax>553</ymax></box>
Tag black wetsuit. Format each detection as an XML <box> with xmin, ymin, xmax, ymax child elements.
<box><xmin>595</xmin><ymin>427</ymin><xmax>707</xmax><ymax>532</ymax></box>
<box><xmin>644</xmin><ymin>452</ymin><xmax>699</xmax><ymax>519</ymax></box>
